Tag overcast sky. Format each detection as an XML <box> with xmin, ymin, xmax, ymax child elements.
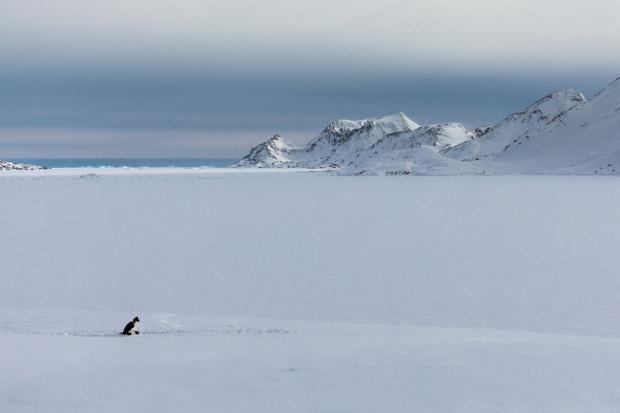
<box><xmin>1</xmin><ymin>0</ymin><xmax>619</xmax><ymax>158</ymax></box>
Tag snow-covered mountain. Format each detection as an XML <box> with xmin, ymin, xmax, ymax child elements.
<box><xmin>299</xmin><ymin>112</ymin><xmax>420</xmax><ymax>166</ymax></box>
<box><xmin>237</xmin><ymin>113</ymin><xmax>419</xmax><ymax>169</ymax></box>
<box><xmin>351</xmin><ymin>123</ymin><xmax>478</xmax><ymax>175</ymax></box>
<box><xmin>237</xmin><ymin>135</ymin><xmax>297</xmax><ymax>167</ymax></box>
<box><xmin>486</xmin><ymin>78</ymin><xmax>620</xmax><ymax>174</ymax></box>
<box><xmin>236</xmin><ymin>115</ymin><xmax>482</xmax><ymax>174</ymax></box>
<box><xmin>444</xmin><ymin>88</ymin><xmax>586</xmax><ymax>162</ymax></box>
<box><xmin>0</xmin><ymin>160</ymin><xmax>43</xmax><ymax>171</ymax></box>
<box><xmin>237</xmin><ymin>76</ymin><xmax>620</xmax><ymax>175</ymax></box>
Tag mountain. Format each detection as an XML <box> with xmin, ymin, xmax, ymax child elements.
<box><xmin>236</xmin><ymin>135</ymin><xmax>297</xmax><ymax>167</ymax></box>
<box><xmin>236</xmin><ymin>114</ymin><xmax>475</xmax><ymax>173</ymax></box>
<box><xmin>351</xmin><ymin>123</ymin><xmax>478</xmax><ymax>175</ymax></box>
<box><xmin>486</xmin><ymin>78</ymin><xmax>620</xmax><ymax>174</ymax></box>
<box><xmin>444</xmin><ymin>88</ymin><xmax>586</xmax><ymax>162</ymax></box>
<box><xmin>237</xmin><ymin>113</ymin><xmax>419</xmax><ymax>169</ymax></box>
<box><xmin>237</xmin><ymin>76</ymin><xmax>620</xmax><ymax>175</ymax></box>
<box><xmin>298</xmin><ymin>113</ymin><xmax>420</xmax><ymax>167</ymax></box>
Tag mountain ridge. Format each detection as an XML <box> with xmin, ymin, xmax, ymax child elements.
<box><xmin>237</xmin><ymin>76</ymin><xmax>620</xmax><ymax>175</ymax></box>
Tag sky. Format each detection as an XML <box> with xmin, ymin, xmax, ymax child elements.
<box><xmin>1</xmin><ymin>0</ymin><xmax>620</xmax><ymax>158</ymax></box>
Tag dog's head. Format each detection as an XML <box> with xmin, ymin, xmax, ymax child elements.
<box><xmin>133</xmin><ymin>316</ymin><xmax>140</xmax><ymax>323</ymax></box>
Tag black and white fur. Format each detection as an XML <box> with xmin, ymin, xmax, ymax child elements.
<box><xmin>121</xmin><ymin>316</ymin><xmax>140</xmax><ymax>335</ymax></box>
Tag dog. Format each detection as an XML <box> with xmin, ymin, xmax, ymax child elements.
<box><xmin>121</xmin><ymin>316</ymin><xmax>140</xmax><ymax>335</ymax></box>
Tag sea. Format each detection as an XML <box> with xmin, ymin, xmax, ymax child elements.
<box><xmin>6</xmin><ymin>158</ymin><xmax>238</xmax><ymax>169</ymax></box>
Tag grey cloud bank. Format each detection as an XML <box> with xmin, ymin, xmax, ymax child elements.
<box><xmin>1</xmin><ymin>0</ymin><xmax>619</xmax><ymax>157</ymax></box>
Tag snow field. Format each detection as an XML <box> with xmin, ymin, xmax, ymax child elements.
<box><xmin>3</xmin><ymin>170</ymin><xmax>620</xmax><ymax>411</ymax></box>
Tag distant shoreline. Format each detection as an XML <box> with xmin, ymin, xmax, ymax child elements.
<box><xmin>3</xmin><ymin>158</ymin><xmax>238</xmax><ymax>169</ymax></box>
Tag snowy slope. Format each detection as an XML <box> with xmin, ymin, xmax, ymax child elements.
<box><xmin>370</xmin><ymin>123</ymin><xmax>475</xmax><ymax>154</ymax></box>
<box><xmin>445</xmin><ymin>88</ymin><xmax>586</xmax><ymax>162</ymax></box>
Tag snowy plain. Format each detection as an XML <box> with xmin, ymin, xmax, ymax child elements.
<box><xmin>3</xmin><ymin>168</ymin><xmax>620</xmax><ymax>412</ymax></box>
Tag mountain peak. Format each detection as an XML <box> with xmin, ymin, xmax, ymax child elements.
<box><xmin>496</xmin><ymin>87</ymin><xmax>585</xmax><ymax>127</ymax></box>
<box><xmin>322</xmin><ymin>113</ymin><xmax>419</xmax><ymax>138</ymax></box>
<box><xmin>545</xmin><ymin>88</ymin><xmax>586</xmax><ymax>105</ymax></box>
<box><xmin>375</xmin><ymin>112</ymin><xmax>420</xmax><ymax>130</ymax></box>
<box><xmin>237</xmin><ymin>134</ymin><xmax>296</xmax><ymax>167</ymax></box>
<box><xmin>370</xmin><ymin>112</ymin><xmax>420</xmax><ymax>132</ymax></box>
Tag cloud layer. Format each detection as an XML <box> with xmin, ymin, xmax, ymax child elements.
<box><xmin>1</xmin><ymin>0</ymin><xmax>619</xmax><ymax>157</ymax></box>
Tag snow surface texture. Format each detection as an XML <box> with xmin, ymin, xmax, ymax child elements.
<box><xmin>237</xmin><ymin>77</ymin><xmax>620</xmax><ymax>175</ymax></box>
<box><xmin>3</xmin><ymin>169</ymin><xmax>620</xmax><ymax>412</ymax></box>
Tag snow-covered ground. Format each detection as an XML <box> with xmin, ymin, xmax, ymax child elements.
<box><xmin>3</xmin><ymin>169</ymin><xmax>620</xmax><ymax>412</ymax></box>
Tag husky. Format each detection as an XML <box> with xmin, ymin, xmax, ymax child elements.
<box><xmin>121</xmin><ymin>316</ymin><xmax>140</xmax><ymax>335</ymax></box>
